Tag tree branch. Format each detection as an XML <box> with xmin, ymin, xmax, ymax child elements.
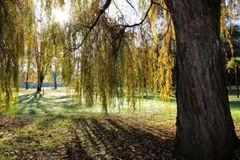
<box><xmin>70</xmin><ymin>0</ymin><xmax>112</xmax><ymax>52</ymax></box>
<box><xmin>117</xmin><ymin>1</ymin><xmax>153</xmax><ymax>28</ymax></box>
<box><xmin>70</xmin><ymin>0</ymin><xmax>168</xmax><ymax>52</ymax></box>
<box><xmin>125</xmin><ymin>0</ymin><xmax>138</xmax><ymax>14</ymax></box>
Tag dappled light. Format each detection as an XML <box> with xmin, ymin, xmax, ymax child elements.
<box><xmin>1</xmin><ymin>0</ymin><xmax>240</xmax><ymax>159</ymax></box>
<box><xmin>1</xmin><ymin>89</ymin><xmax>240</xmax><ymax>159</ymax></box>
<box><xmin>0</xmin><ymin>114</ymin><xmax>175</xmax><ymax>159</ymax></box>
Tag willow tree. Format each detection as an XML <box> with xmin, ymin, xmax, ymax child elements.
<box><xmin>65</xmin><ymin>0</ymin><xmax>174</xmax><ymax>116</ymax></box>
<box><xmin>68</xmin><ymin>0</ymin><xmax>239</xmax><ymax>159</ymax></box>
<box><xmin>0</xmin><ymin>0</ymin><xmax>239</xmax><ymax>158</ymax></box>
<box><xmin>34</xmin><ymin>22</ymin><xmax>64</xmax><ymax>93</ymax></box>
<box><xmin>23</xmin><ymin>0</ymin><xmax>35</xmax><ymax>90</ymax></box>
<box><xmin>0</xmin><ymin>0</ymin><xmax>33</xmax><ymax>109</ymax></box>
<box><xmin>51</xmin><ymin>57</ymin><xmax>61</xmax><ymax>89</ymax></box>
<box><xmin>29</xmin><ymin>0</ymin><xmax>66</xmax><ymax>93</ymax></box>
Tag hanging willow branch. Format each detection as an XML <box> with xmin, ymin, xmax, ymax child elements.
<box><xmin>70</xmin><ymin>0</ymin><xmax>112</xmax><ymax>51</ymax></box>
<box><xmin>70</xmin><ymin>0</ymin><xmax>167</xmax><ymax>52</ymax></box>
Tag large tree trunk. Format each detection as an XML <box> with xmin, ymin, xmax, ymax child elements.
<box><xmin>165</xmin><ymin>0</ymin><xmax>239</xmax><ymax>159</ymax></box>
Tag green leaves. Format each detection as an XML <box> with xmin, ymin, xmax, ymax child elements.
<box><xmin>227</xmin><ymin>57</ymin><xmax>240</xmax><ymax>69</ymax></box>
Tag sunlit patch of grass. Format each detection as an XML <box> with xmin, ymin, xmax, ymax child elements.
<box><xmin>42</xmin><ymin>139</ymin><xmax>62</xmax><ymax>151</ymax></box>
<box><xmin>0</xmin><ymin>88</ymin><xmax>239</xmax><ymax>159</ymax></box>
<box><xmin>8</xmin><ymin>88</ymin><xmax>240</xmax><ymax>125</ymax></box>
<box><xmin>231</xmin><ymin>109</ymin><xmax>240</xmax><ymax>121</ymax></box>
<box><xmin>229</xmin><ymin>93</ymin><xmax>240</xmax><ymax>122</ymax></box>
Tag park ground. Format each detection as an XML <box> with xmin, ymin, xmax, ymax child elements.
<box><xmin>0</xmin><ymin>88</ymin><xmax>240</xmax><ymax>159</ymax></box>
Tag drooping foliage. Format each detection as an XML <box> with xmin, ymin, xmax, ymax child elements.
<box><xmin>57</xmin><ymin>0</ymin><xmax>177</xmax><ymax>115</ymax></box>
<box><xmin>66</xmin><ymin>0</ymin><xmax>240</xmax><ymax>114</ymax></box>
<box><xmin>0</xmin><ymin>0</ymin><xmax>239</xmax><ymax>114</ymax></box>
<box><xmin>0</xmin><ymin>0</ymin><xmax>33</xmax><ymax>109</ymax></box>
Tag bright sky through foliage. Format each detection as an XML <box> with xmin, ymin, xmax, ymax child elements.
<box><xmin>107</xmin><ymin>0</ymin><xmax>140</xmax><ymax>24</ymax></box>
<box><xmin>50</xmin><ymin>0</ymin><xmax>141</xmax><ymax>25</ymax></box>
<box><xmin>52</xmin><ymin>6</ymin><xmax>69</xmax><ymax>24</ymax></box>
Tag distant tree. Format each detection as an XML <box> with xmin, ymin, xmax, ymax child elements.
<box><xmin>33</xmin><ymin>16</ymin><xmax>63</xmax><ymax>93</ymax></box>
<box><xmin>33</xmin><ymin>28</ymin><xmax>54</xmax><ymax>93</ymax></box>
<box><xmin>51</xmin><ymin>57</ymin><xmax>61</xmax><ymax>89</ymax></box>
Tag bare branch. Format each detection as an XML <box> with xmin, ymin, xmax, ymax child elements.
<box><xmin>70</xmin><ymin>0</ymin><xmax>112</xmax><ymax>52</ymax></box>
<box><xmin>70</xmin><ymin>0</ymin><xmax>168</xmax><ymax>52</ymax></box>
<box><xmin>112</xmin><ymin>0</ymin><xmax>126</xmax><ymax>20</ymax></box>
<box><xmin>117</xmin><ymin>0</ymin><xmax>153</xmax><ymax>28</ymax></box>
<box><xmin>125</xmin><ymin>0</ymin><xmax>138</xmax><ymax>14</ymax></box>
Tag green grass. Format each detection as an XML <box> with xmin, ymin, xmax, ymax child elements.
<box><xmin>11</xmin><ymin>88</ymin><xmax>240</xmax><ymax>123</ymax></box>
<box><xmin>0</xmin><ymin>88</ymin><xmax>239</xmax><ymax>159</ymax></box>
<box><xmin>229</xmin><ymin>93</ymin><xmax>240</xmax><ymax>121</ymax></box>
<box><xmin>4</xmin><ymin>88</ymin><xmax>240</xmax><ymax>132</ymax></box>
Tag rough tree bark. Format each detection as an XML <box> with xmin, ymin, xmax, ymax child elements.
<box><xmin>164</xmin><ymin>0</ymin><xmax>240</xmax><ymax>159</ymax></box>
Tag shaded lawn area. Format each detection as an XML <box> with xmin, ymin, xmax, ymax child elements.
<box><xmin>0</xmin><ymin>115</ymin><xmax>175</xmax><ymax>160</ymax></box>
<box><xmin>0</xmin><ymin>88</ymin><xmax>240</xmax><ymax>159</ymax></box>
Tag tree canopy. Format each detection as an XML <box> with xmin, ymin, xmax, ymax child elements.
<box><xmin>0</xmin><ymin>0</ymin><xmax>240</xmax><ymax>158</ymax></box>
<box><xmin>0</xmin><ymin>0</ymin><xmax>238</xmax><ymax>112</ymax></box>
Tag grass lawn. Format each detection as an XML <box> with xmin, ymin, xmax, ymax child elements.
<box><xmin>0</xmin><ymin>88</ymin><xmax>239</xmax><ymax>159</ymax></box>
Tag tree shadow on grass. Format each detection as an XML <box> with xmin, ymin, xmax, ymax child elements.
<box><xmin>16</xmin><ymin>92</ymin><xmax>82</xmax><ymax>116</ymax></box>
<box><xmin>16</xmin><ymin>93</ymin><xmax>40</xmax><ymax>115</ymax></box>
<box><xmin>18</xmin><ymin>93</ymin><xmax>36</xmax><ymax>103</ymax></box>
<box><xmin>65</xmin><ymin>130</ymin><xmax>93</xmax><ymax>160</ymax></box>
<box><xmin>229</xmin><ymin>92</ymin><xmax>240</xmax><ymax>109</ymax></box>
<box><xmin>1</xmin><ymin>115</ymin><xmax>174</xmax><ymax>160</ymax></box>
<box><xmin>230</xmin><ymin>101</ymin><xmax>240</xmax><ymax>109</ymax></box>
<box><xmin>73</xmin><ymin>117</ymin><xmax>174</xmax><ymax>159</ymax></box>
<box><xmin>75</xmin><ymin>118</ymin><xmax>102</xmax><ymax>154</ymax></box>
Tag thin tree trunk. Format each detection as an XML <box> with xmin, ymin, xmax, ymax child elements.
<box><xmin>25</xmin><ymin>59</ymin><xmax>30</xmax><ymax>90</ymax></box>
<box><xmin>25</xmin><ymin>73</ymin><xmax>29</xmax><ymax>90</ymax></box>
<box><xmin>53</xmin><ymin>71</ymin><xmax>57</xmax><ymax>89</ymax></box>
<box><xmin>102</xmin><ymin>90</ymin><xmax>108</xmax><ymax>116</ymax></box>
<box><xmin>165</xmin><ymin>0</ymin><xmax>239</xmax><ymax>159</ymax></box>
<box><xmin>54</xmin><ymin>77</ymin><xmax>57</xmax><ymax>89</ymax></box>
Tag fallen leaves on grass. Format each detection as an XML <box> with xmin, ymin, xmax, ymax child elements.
<box><xmin>0</xmin><ymin>115</ymin><xmax>175</xmax><ymax>160</ymax></box>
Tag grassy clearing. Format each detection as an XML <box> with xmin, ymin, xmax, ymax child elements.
<box><xmin>0</xmin><ymin>88</ymin><xmax>239</xmax><ymax>159</ymax></box>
